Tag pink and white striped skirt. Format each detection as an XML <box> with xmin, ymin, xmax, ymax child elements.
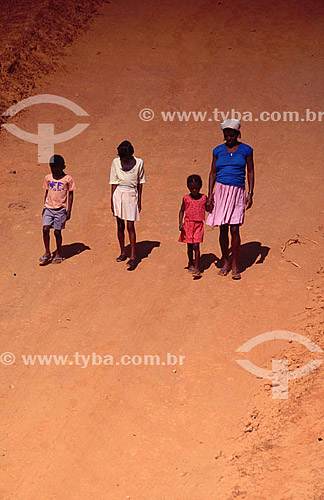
<box><xmin>206</xmin><ymin>183</ymin><xmax>245</xmax><ymax>226</ymax></box>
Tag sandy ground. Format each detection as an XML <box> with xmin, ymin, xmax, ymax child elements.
<box><xmin>1</xmin><ymin>0</ymin><xmax>324</xmax><ymax>498</ymax></box>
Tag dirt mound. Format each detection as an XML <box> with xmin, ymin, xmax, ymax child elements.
<box><xmin>0</xmin><ymin>0</ymin><xmax>104</xmax><ymax>117</ymax></box>
<box><xmin>221</xmin><ymin>266</ymin><xmax>324</xmax><ymax>499</ymax></box>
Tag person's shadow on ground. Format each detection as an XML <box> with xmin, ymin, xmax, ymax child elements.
<box><xmin>239</xmin><ymin>241</ymin><xmax>270</xmax><ymax>272</ymax></box>
<box><xmin>125</xmin><ymin>240</ymin><xmax>160</xmax><ymax>270</ymax></box>
<box><xmin>213</xmin><ymin>241</ymin><xmax>270</xmax><ymax>274</ymax></box>
<box><xmin>61</xmin><ymin>242</ymin><xmax>91</xmax><ymax>260</ymax></box>
<box><xmin>200</xmin><ymin>253</ymin><xmax>218</xmax><ymax>272</ymax></box>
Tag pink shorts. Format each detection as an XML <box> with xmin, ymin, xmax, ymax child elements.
<box><xmin>179</xmin><ymin>220</ymin><xmax>204</xmax><ymax>244</ymax></box>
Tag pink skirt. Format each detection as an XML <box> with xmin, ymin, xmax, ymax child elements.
<box><xmin>179</xmin><ymin>220</ymin><xmax>204</xmax><ymax>243</ymax></box>
<box><xmin>206</xmin><ymin>183</ymin><xmax>245</xmax><ymax>226</ymax></box>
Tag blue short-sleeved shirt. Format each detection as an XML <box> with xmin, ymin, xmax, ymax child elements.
<box><xmin>213</xmin><ymin>143</ymin><xmax>253</xmax><ymax>187</ymax></box>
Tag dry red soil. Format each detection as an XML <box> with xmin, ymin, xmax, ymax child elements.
<box><xmin>1</xmin><ymin>1</ymin><xmax>324</xmax><ymax>499</ymax></box>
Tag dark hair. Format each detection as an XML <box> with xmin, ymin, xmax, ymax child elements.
<box><xmin>117</xmin><ymin>140</ymin><xmax>134</xmax><ymax>159</ymax></box>
<box><xmin>187</xmin><ymin>174</ymin><xmax>202</xmax><ymax>188</ymax></box>
<box><xmin>49</xmin><ymin>154</ymin><xmax>65</xmax><ymax>169</ymax></box>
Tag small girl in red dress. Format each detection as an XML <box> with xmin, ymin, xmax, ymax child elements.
<box><xmin>179</xmin><ymin>175</ymin><xmax>207</xmax><ymax>277</ymax></box>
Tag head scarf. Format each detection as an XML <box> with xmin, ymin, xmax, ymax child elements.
<box><xmin>220</xmin><ymin>119</ymin><xmax>241</xmax><ymax>131</ymax></box>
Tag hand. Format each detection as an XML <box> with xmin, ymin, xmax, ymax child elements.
<box><xmin>111</xmin><ymin>200</ymin><xmax>114</xmax><ymax>214</ymax></box>
<box><xmin>207</xmin><ymin>196</ymin><xmax>214</xmax><ymax>213</ymax></box>
<box><xmin>179</xmin><ymin>222</ymin><xmax>184</xmax><ymax>231</ymax></box>
<box><xmin>246</xmin><ymin>193</ymin><xmax>253</xmax><ymax>210</ymax></box>
<box><xmin>66</xmin><ymin>211</ymin><xmax>71</xmax><ymax>221</ymax></box>
<box><xmin>138</xmin><ymin>200</ymin><xmax>142</xmax><ymax>213</ymax></box>
<box><xmin>42</xmin><ymin>207</ymin><xmax>45</xmax><ymax>216</ymax></box>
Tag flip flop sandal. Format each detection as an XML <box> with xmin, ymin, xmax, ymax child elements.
<box><xmin>232</xmin><ymin>271</ymin><xmax>241</xmax><ymax>280</ymax></box>
<box><xmin>52</xmin><ymin>256</ymin><xmax>63</xmax><ymax>264</ymax></box>
<box><xmin>116</xmin><ymin>255</ymin><xmax>127</xmax><ymax>262</ymax></box>
<box><xmin>39</xmin><ymin>255</ymin><xmax>52</xmax><ymax>265</ymax></box>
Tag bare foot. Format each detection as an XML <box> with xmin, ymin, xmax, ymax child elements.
<box><xmin>218</xmin><ymin>258</ymin><xmax>231</xmax><ymax>276</ymax></box>
<box><xmin>188</xmin><ymin>265</ymin><xmax>195</xmax><ymax>273</ymax></box>
<box><xmin>218</xmin><ymin>266</ymin><xmax>231</xmax><ymax>276</ymax></box>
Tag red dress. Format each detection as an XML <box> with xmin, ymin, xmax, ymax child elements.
<box><xmin>179</xmin><ymin>194</ymin><xmax>207</xmax><ymax>243</ymax></box>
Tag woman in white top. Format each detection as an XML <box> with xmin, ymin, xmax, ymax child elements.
<box><xmin>110</xmin><ymin>141</ymin><xmax>145</xmax><ymax>269</ymax></box>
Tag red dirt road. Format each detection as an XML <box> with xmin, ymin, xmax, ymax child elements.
<box><xmin>1</xmin><ymin>1</ymin><xmax>324</xmax><ymax>499</ymax></box>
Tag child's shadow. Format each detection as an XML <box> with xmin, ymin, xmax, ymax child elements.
<box><xmin>61</xmin><ymin>242</ymin><xmax>91</xmax><ymax>260</ymax></box>
<box><xmin>200</xmin><ymin>253</ymin><xmax>218</xmax><ymax>272</ymax></box>
<box><xmin>125</xmin><ymin>240</ymin><xmax>160</xmax><ymax>270</ymax></box>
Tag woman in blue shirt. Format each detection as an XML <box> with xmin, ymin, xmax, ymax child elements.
<box><xmin>206</xmin><ymin>119</ymin><xmax>255</xmax><ymax>280</ymax></box>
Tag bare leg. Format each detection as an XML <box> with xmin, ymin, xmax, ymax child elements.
<box><xmin>187</xmin><ymin>243</ymin><xmax>194</xmax><ymax>271</ymax></box>
<box><xmin>42</xmin><ymin>226</ymin><xmax>51</xmax><ymax>258</ymax></box>
<box><xmin>193</xmin><ymin>243</ymin><xmax>201</xmax><ymax>275</ymax></box>
<box><xmin>127</xmin><ymin>221</ymin><xmax>136</xmax><ymax>261</ymax></box>
<box><xmin>116</xmin><ymin>217</ymin><xmax>126</xmax><ymax>256</ymax></box>
<box><xmin>230</xmin><ymin>224</ymin><xmax>241</xmax><ymax>276</ymax></box>
<box><xmin>219</xmin><ymin>224</ymin><xmax>231</xmax><ymax>274</ymax></box>
<box><xmin>54</xmin><ymin>229</ymin><xmax>62</xmax><ymax>259</ymax></box>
